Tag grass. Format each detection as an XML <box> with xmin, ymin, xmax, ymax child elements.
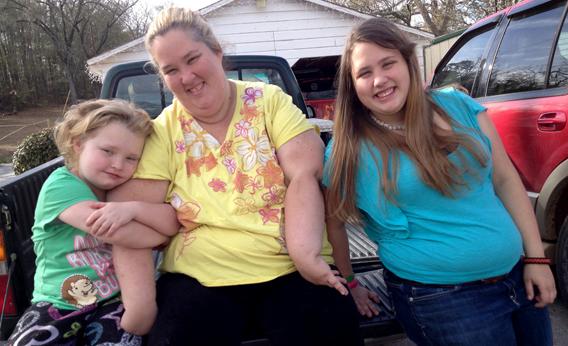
<box><xmin>0</xmin><ymin>151</ymin><xmax>13</xmax><ymax>164</ymax></box>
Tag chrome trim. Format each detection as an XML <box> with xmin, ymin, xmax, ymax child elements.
<box><xmin>527</xmin><ymin>191</ymin><xmax>539</xmax><ymax>209</ymax></box>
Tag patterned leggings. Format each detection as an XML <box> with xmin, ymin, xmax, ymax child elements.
<box><xmin>7</xmin><ymin>299</ymin><xmax>142</xmax><ymax>346</ymax></box>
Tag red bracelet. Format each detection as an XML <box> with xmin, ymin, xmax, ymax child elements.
<box><xmin>523</xmin><ymin>257</ymin><xmax>552</xmax><ymax>265</ymax></box>
<box><xmin>347</xmin><ymin>278</ymin><xmax>359</xmax><ymax>289</ymax></box>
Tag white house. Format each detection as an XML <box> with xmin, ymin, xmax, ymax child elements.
<box><xmin>86</xmin><ymin>0</ymin><xmax>433</xmax><ymax>82</ymax></box>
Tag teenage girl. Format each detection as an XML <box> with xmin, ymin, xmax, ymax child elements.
<box><xmin>325</xmin><ymin>18</ymin><xmax>556</xmax><ymax>345</ymax></box>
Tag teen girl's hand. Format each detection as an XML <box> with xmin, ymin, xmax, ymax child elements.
<box><xmin>86</xmin><ymin>201</ymin><xmax>137</xmax><ymax>236</ymax></box>
<box><xmin>350</xmin><ymin>285</ymin><xmax>380</xmax><ymax>317</ymax></box>
<box><xmin>524</xmin><ymin>264</ymin><xmax>557</xmax><ymax>307</ymax></box>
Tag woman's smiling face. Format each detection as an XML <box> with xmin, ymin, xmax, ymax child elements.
<box><xmin>150</xmin><ymin>29</ymin><xmax>227</xmax><ymax>119</ymax></box>
<box><xmin>350</xmin><ymin>42</ymin><xmax>410</xmax><ymax>121</ymax></box>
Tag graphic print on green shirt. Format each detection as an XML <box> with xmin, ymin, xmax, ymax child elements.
<box><xmin>31</xmin><ymin>167</ymin><xmax>120</xmax><ymax>310</ymax></box>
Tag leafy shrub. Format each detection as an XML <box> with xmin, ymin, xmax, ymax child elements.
<box><xmin>12</xmin><ymin>128</ymin><xmax>60</xmax><ymax>175</ymax></box>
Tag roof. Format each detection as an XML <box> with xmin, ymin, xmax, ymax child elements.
<box><xmin>430</xmin><ymin>28</ymin><xmax>466</xmax><ymax>45</ymax></box>
<box><xmin>200</xmin><ymin>0</ymin><xmax>433</xmax><ymax>39</ymax></box>
<box><xmin>87</xmin><ymin>37</ymin><xmax>144</xmax><ymax>66</ymax></box>
<box><xmin>87</xmin><ymin>0</ymin><xmax>433</xmax><ymax>67</ymax></box>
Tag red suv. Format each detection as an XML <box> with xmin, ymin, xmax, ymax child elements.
<box><xmin>431</xmin><ymin>0</ymin><xmax>568</xmax><ymax>304</ymax></box>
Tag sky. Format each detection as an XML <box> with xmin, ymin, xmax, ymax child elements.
<box><xmin>143</xmin><ymin>0</ymin><xmax>219</xmax><ymax>11</ymax></box>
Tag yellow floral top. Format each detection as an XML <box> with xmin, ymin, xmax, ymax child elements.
<box><xmin>134</xmin><ymin>80</ymin><xmax>333</xmax><ymax>286</ymax></box>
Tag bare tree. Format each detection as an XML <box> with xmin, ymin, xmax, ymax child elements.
<box><xmin>331</xmin><ymin>0</ymin><xmax>520</xmax><ymax>35</ymax></box>
<box><xmin>123</xmin><ymin>1</ymin><xmax>156</xmax><ymax>37</ymax></box>
<box><xmin>413</xmin><ymin>0</ymin><xmax>457</xmax><ymax>36</ymax></box>
<box><xmin>0</xmin><ymin>0</ymin><xmax>58</xmax><ymax>108</ymax></box>
<box><xmin>7</xmin><ymin>0</ymin><xmax>139</xmax><ymax>103</ymax></box>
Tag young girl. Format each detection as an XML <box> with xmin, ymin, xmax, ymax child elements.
<box><xmin>324</xmin><ymin>18</ymin><xmax>556</xmax><ymax>345</ymax></box>
<box><xmin>8</xmin><ymin>99</ymin><xmax>179</xmax><ymax>345</ymax></box>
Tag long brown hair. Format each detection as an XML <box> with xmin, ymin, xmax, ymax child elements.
<box><xmin>327</xmin><ymin>18</ymin><xmax>488</xmax><ymax>226</ymax></box>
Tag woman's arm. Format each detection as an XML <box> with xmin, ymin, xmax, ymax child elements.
<box><xmin>477</xmin><ymin>111</ymin><xmax>556</xmax><ymax>307</ymax></box>
<box><xmin>60</xmin><ymin>179</ymin><xmax>178</xmax><ymax>247</ymax></box>
<box><xmin>59</xmin><ymin>201</ymin><xmax>168</xmax><ymax>248</ymax></box>
<box><xmin>86</xmin><ymin>201</ymin><xmax>179</xmax><ymax>237</ymax></box>
<box><xmin>106</xmin><ymin>179</ymin><xmax>180</xmax><ymax>236</ymax></box>
<box><xmin>277</xmin><ymin>130</ymin><xmax>347</xmax><ymax>294</ymax></box>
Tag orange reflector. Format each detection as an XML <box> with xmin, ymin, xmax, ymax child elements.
<box><xmin>0</xmin><ymin>231</ymin><xmax>6</xmax><ymax>262</ymax></box>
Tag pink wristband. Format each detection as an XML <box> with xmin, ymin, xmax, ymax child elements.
<box><xmin>347</xmin><ymin>278</ymin><xmax>359</xmax><ymax>289</ymax></box>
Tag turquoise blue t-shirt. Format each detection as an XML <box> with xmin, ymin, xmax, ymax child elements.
<box><xmin>323</xmin><ymin>88</ymin><xmax>523</xmax><ymax>284</ymax></box>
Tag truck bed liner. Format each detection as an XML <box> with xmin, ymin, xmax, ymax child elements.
<box><xmin>0</xmin><ymin>157</ymin><xmax>401</xmax><ymax>341</ymax></box>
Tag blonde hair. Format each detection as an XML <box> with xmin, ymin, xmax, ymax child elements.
<box><xmin>145</xmin><ymin>7</ymin><xmax>222</xmax><ymax>68</ymax></box>
<box><xmin>54</xmin><ymin>99</ymin><xmax>153</xmax><ymax>168</ymax></box>
<box><xmin>327</xmin><ymin>18</ymin><xmax>488</xmax><ymax>226</ymax></box>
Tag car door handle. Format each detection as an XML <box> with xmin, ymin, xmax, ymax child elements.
<box><xmin>537</xmin><ymin>112</ymin><xmax>566</xmax><ymax>131</ymax></box>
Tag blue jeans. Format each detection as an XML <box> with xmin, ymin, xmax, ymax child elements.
<box><xmin>383</xmin><ymin>260</ymin><xmax>552</xmax><ymax>346</ymax></box>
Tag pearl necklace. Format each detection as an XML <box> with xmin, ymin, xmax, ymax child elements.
<box><xmin>369</xmin><ymin>114</ymin><xmax>405</xmax><ymax>131</ymax></box>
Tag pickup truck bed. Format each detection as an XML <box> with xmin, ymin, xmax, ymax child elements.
<box><xmin>0</xmin><ymin>157</ymin><xmax>402</xmax><ymax>342</ymax></box>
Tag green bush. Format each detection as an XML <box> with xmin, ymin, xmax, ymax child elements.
<box><xmin>12</xmin><ymin>128</ymin><xmax>60</xmax><ymax>175</ymax></box>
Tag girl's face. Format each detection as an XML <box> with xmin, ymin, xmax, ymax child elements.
<box><xmin>73</xmin><ymin>122</ymin><xmax>145</xmax><ymax>197</ymax></box>
<box><xmin>150</xmin><ymin>29</ymin><xmax>227</xmax><ymax>119</ymax></box>
<box><xmin>350</xmin><ymin>42</ymin><xmax>410</xmax><ymax>121</ymax></box>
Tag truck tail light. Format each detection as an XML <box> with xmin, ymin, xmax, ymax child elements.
<box><xmin>0</xmin><ymin>231</ymin><xmax>16</xmax><ymax>316</ymax></box>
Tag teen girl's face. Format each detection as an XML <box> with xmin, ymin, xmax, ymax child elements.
<box><xmin>73</xmin><ymin>122</ymin><xmax>145</xmax><ymax>197</ymax></box>
<box><xmin>150</xmin><ymin>29</ymin><xmax>227</xmax><ymax>120</ymax></box>
<box><xmin>350</xmin><ymin>42</ymin><xmax>410</xmax><ymax>121</ymax></box>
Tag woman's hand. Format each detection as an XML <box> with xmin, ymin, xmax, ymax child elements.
<box><xmin>523</xmin><ymin>264</ymin><xmax>557</xmax><ymax>307</ymax></box>
<box><xmin>298</xmin><ymin>255</ymin><xmax>349</xmax><ymax>296</ymax></box>
<box><xmin>324</xmin><ymin>269</ymin><xmax>349</xmax><ymax>296</ymax></box>
<box><xmin>350</xmin><ymin>284</ymin><xmax>381</xmax><ymax>317</ymax></box>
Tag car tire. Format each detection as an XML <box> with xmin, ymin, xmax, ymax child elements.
<box><xmin>556</xmin><ymin>216</ymin><xmax>568</xmax><ymax>307</ymax></box>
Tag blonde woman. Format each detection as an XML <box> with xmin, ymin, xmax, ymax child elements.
<box><xmin>109</xmin><ymin>7</ymin><xmax>363</xmax><ymax>345</ymax></box>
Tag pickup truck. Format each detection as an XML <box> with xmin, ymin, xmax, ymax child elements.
<box><xmin>0</xmin><ymin>55</ymin><xmax>402</xmax><ymax>342</ymax></box>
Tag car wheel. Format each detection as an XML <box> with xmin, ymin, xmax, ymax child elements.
<box><xmin>556</xmin><ymin>216</ymin><xmax>568</xmax><ymax>307</ymax></box>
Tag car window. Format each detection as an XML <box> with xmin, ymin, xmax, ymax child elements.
<box><xmin>115</xmin><ymin>67</ymin><xmax>286</xmax><ymax>118</ymax></box>
<box><xmin>240</xmin><ymin>68</ymin><xmax>286</xmax><ymax>91</ymax></box>
<box><xmin>115</xmin><ymin>74</ymin><xmax>173</xmax><ymax>118</ymax></box>
<box><xmin>549</xmin><ymin>12</ymin><xmax>568</xmax><ymax>88</ymax></box>
<box><xmin>225</xmin><ymin>70</ymin><xmax>239</xmax><ymax>80</ymax></box>
<box><xmin>486</xmin><ymin>2</ymin><xmax>565</xmax><ymax>96</ymax></box>
<box><xmin>431</xmin><ymin>27</ymin><xmax>495</xmax><ymax>93</ymax></box>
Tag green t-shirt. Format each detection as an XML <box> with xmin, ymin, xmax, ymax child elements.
<box><xmin>31</xmin><ymin>167</ymin><xmax>120</xmax><ymax>310</ymax></box>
